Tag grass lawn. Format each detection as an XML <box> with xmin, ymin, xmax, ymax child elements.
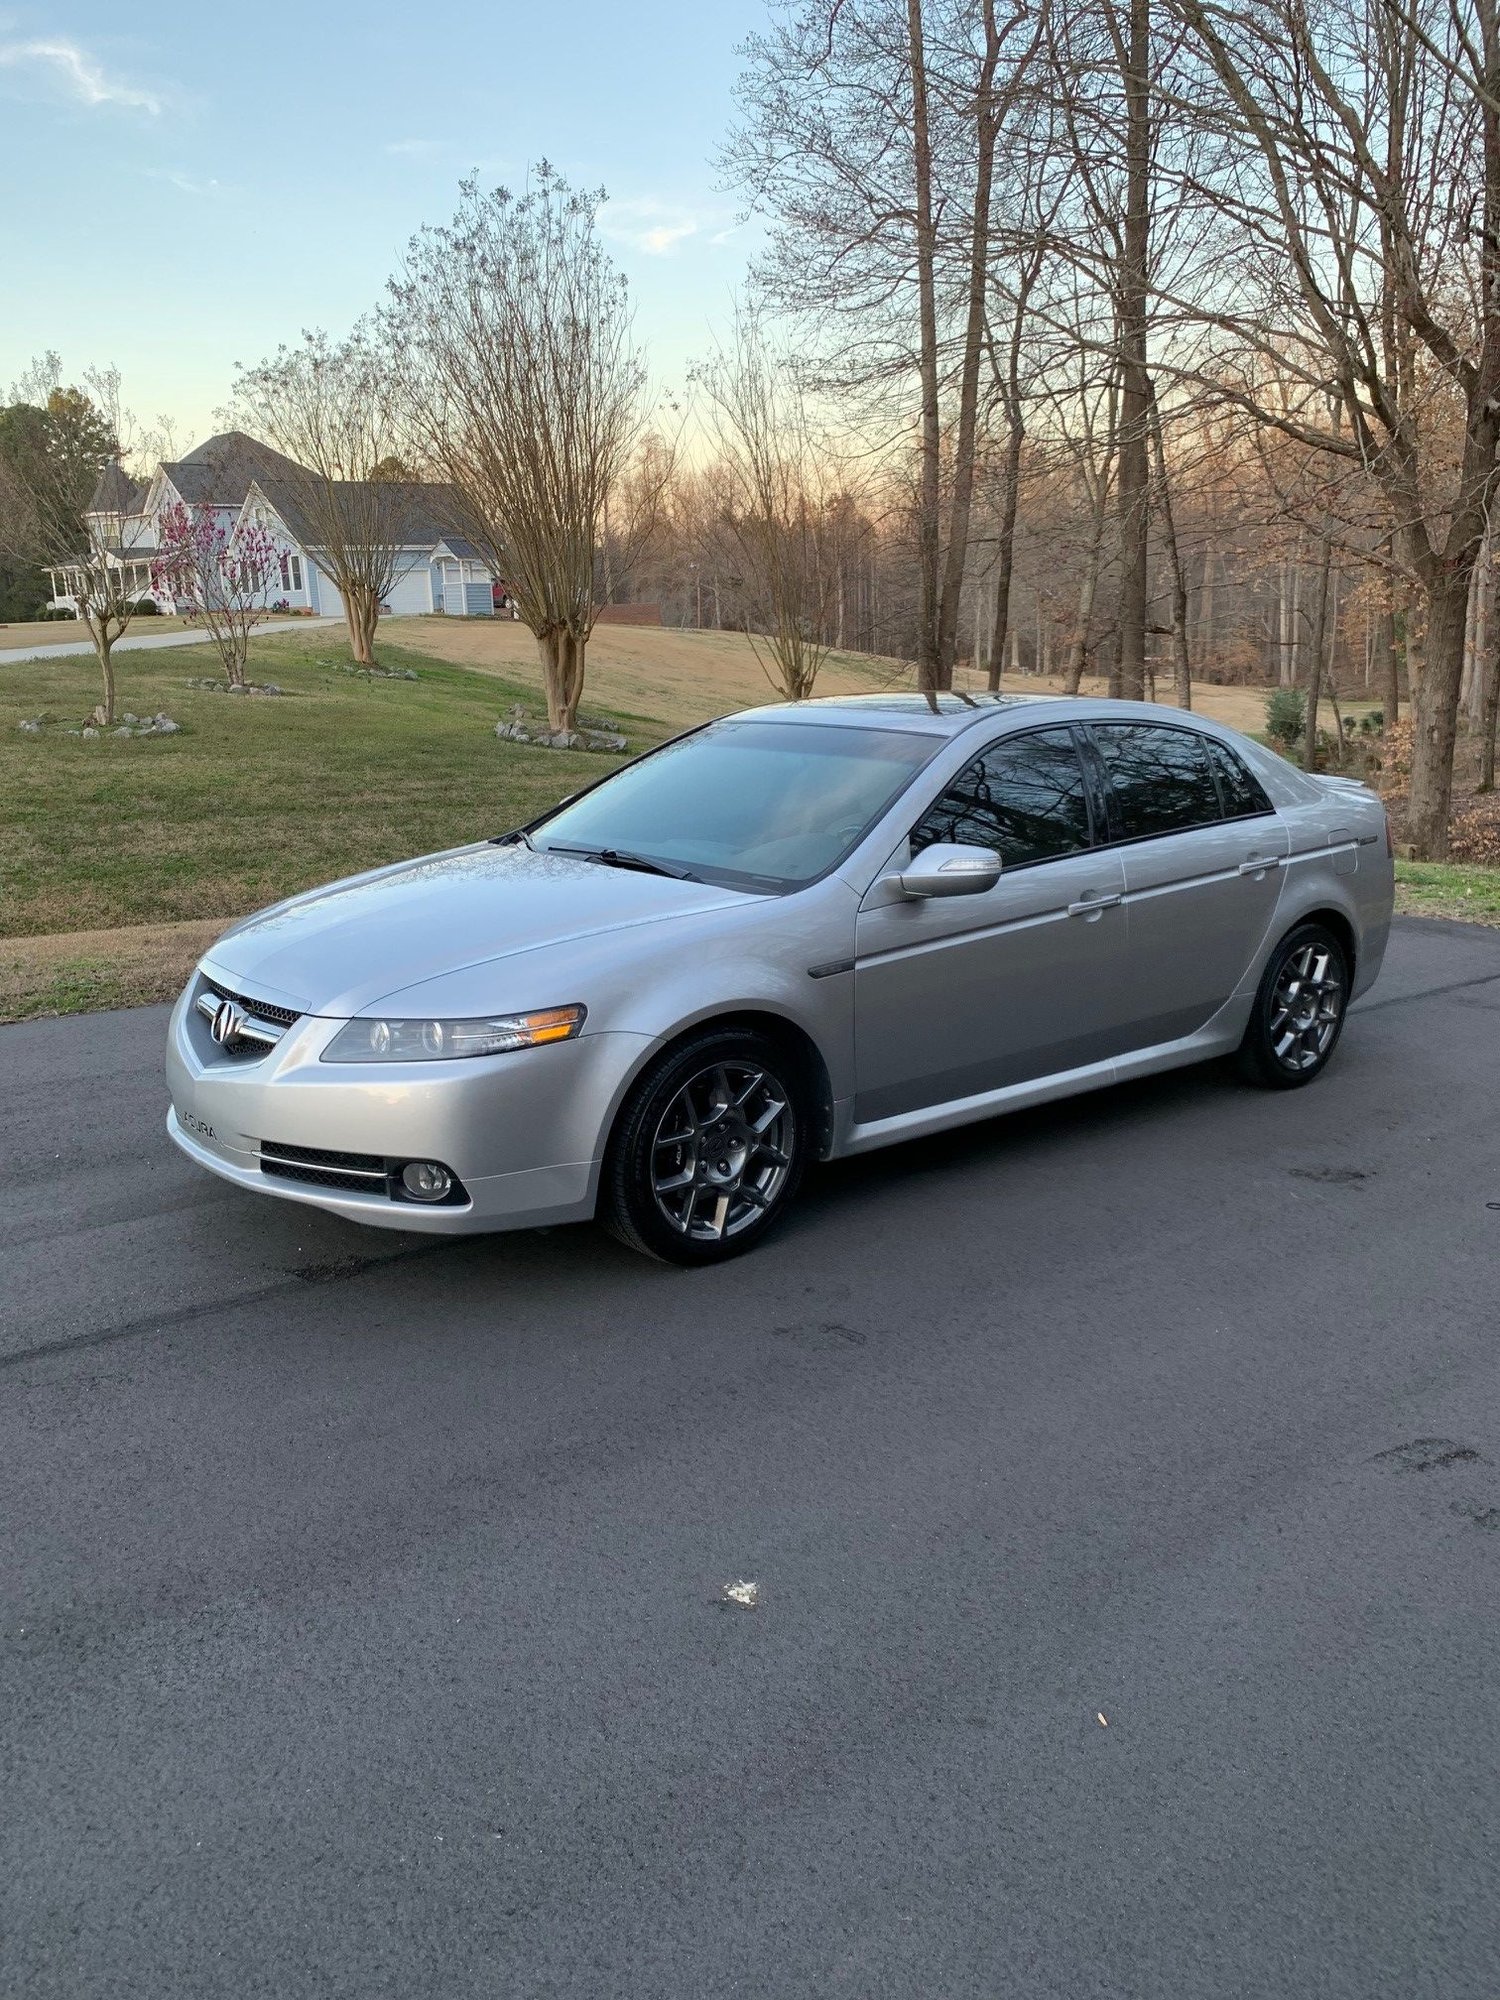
<box><xmin>1</xmin><ymin>628</ymin><xmax>671</xmax><ymax>943</ymax></box>
<box><xmin>1394</xmin><ymin>859</ymin><xmax>1500</xmax><ymax>927</ymax></box>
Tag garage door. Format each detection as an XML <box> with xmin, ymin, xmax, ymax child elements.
<box><xmin>313</xmin><ymin>568</ymin><xmax>344</xmax><ymax>618</ymax></box>
<box><xmin>383</xmin><ymin>562</ymin><xmax>433</xmax><ymax>616</ymax></box>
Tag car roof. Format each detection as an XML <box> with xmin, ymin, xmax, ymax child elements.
<box><xmin>730</xmin><ymin>692</ymin><xmax>1234</xmax><ymax>739</ymax></box>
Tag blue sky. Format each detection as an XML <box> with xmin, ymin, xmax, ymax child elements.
<box><xmin>0</xmin><ymin>1</ymin><xmax>769</xmax><ymax>449</ymax></box>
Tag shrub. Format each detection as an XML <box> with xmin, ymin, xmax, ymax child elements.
<box><xmin>129</xmin><ymin>598</ymin><xmax>161</xmax><ymax>615</ymax></box>
<box><xmin>1265</xmin><ymin>685</ymin><xmax>1306</xmax><ymax>748</ymax></box>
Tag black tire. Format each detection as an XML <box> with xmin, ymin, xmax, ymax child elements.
<box><xmin>1237</xmin><ymin>920</ymin><xmax>1351</xmax><ymax>1089</ymax></box>
<box><xmin>600</xmin><ymin>1028</ymin><xmax>808</xmax><ymax>1264</ymax></box>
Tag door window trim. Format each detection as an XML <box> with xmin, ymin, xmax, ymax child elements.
<box><xmin>905</xmin><ymin>723</ymin><xmax>1103</xmax><ymax>873</ymax></box>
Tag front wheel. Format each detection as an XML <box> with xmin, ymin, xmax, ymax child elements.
<box><xmin>600</xmin><ymin>1030</ymin><xmax>808</xmax><ymax>1264</ymax></box>
<box><xmin>1237</xmin><ymin>921</ymin><xmax>1350</xmax><ymax>1089</ymax></box>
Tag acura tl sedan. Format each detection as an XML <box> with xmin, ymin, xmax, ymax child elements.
<box><xmin>167</xmin><ymin>694</ymin><xmax>1393</xmax><ymax>1263</ymax></box>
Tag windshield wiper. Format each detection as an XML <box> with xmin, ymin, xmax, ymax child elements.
<box><xmin>551</xmin><ymin>845</ymin><xmax>700</xmax><ymax>882</ymax></box>
<box><xmin>490</xmin><ymin>828</ymin><xmax>535</xmax><ymax>849</ymax></box>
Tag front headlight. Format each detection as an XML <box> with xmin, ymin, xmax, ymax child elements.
<box><xmin>321</xmin><ymin>1004</ymin><xmax>586</xmax><ymax>1063</ymax></box>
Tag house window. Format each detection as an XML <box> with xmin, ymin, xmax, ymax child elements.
<box><xmin>279</xmin><ymin>554</ymin><xmax>303</xmax><ymax>592</ymax></box>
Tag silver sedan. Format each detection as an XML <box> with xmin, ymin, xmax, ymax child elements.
<box><xmin>166</xmin><ymin>694</ymin><xmax>1394</xmax><ymax>1262</ymax></box>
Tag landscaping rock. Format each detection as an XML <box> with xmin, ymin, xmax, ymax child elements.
<box><xmin>153</xmin><ymin>718</ymin><xmax>181</xmax><ymax>735</ymax></box>
<box><xmin>122</xmin><ymin>712</ymin><xmax>140</xmax><ymax>725</ymax></box>
<box><xmin>81</xmin><ymin>726</ymin><xmax>99</xmax><ymax>739</ymax></box>
<box><xmin>494</xmin><ymin>707</ymin><xmax>629</xmax><ymax>753</ymax></box>
<box><xmin>18</xmin><ymin>718</ymin><xmax>41</xmax><ymax>734</ymax></box>
<box><xmin>113</xmin><ymin>726</ymin><xmax>133</xmax><ymax>737</ymax></box>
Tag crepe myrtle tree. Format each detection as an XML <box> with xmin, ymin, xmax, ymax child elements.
<box><xmin>151</xmin><ymin>502</ymin><xmax>284</xmax><ymax>689</ymax></box>
<box><xmin>386</xmin><ymin>164</ymin><xmax>651</xmax><ymax>734</ymax></box>
<box><xmin>231</xmin><ymin>329</ymin><xmax>415</xmax><ymax>666</ymax></box>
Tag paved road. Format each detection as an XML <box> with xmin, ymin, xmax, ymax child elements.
<box><xmin>3</xmin><ymin>916</ymin><xmax>1499</xmax><ymax>1999</ymax></box>
<box><xmin>0</xmin><ymin>617</ymin><xmax>342</xmax><ymax>667</ymax></box>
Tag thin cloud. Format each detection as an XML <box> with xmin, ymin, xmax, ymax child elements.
<box><xmin>385</xmin><ymin>138</ymin><xmax>444</xmax><ymax>158</ymax></box>
<box><xmin>602</xmin><ymin>199</ymin><xmax>711</xmax><ymax>259</ymax></box>
<box><xmin>143</xmin><ymin>168</ymin><xmax>222</xmax><ymax>196</ymax></box>
<box><xmin>0</xmin><ymin>36</ymin><xmax>160</xmax><ymax>114</ymax></box>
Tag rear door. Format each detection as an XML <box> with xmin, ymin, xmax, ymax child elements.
<box><xmin>852</xmin><ymin>725</ymin><xmax>1132</xmax><ymax>1124</ymax></box>
<box><xmin>1083</xmin><ymin>722</ymin><xmax>1288</xmax><ymax>1049</ymax></box>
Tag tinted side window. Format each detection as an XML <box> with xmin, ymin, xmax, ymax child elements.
<box><xmin>911</xmin><ymin>727</ymin><xmax>1093</xmax><ymax>866</ymax></box>
<box><xmin>1205</xmin><ymin>737</ymin><xmax>1274</xmax><ymax>819</ymax></box>
<box><xmin>1089</xmin><ymin>724</ymin><xmax>1222</xmax><ymax>839</ymax></box>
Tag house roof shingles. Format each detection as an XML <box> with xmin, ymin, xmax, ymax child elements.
<box><xmin>87</xmin><ymin>459</ymin><xmax>144</xmax><ymax>515</ymax></box>
<box><xmin>89</xmin><ymin>430</ymin><xmax>485</xmax><ymax>561</ymax></box>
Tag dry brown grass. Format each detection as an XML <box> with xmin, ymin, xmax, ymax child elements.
<box><xmin>0</xmin><ymin>613</ymin><xmax>203</xmax><ymax>651</ymax></box>
<box><xmin>0</xmin><ymin>917</ymin><xmax>230</xmax><ymax>1023</ymax></box>
<box><xmin>398</xmin><ymin>615</ymin><xmax>907</xmax><ymax>721</ymax></box>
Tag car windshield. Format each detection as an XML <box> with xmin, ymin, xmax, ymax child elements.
<box><xmin>530</xmin><ymin>719</ymin><xmax>938</xmax><ymax>892</ymax></box>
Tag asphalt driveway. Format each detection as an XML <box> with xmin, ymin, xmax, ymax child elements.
<box><xmin>3</xmin><ymin>916</ymin><xmax>1498</xmax><ymax>1999</ymax></box>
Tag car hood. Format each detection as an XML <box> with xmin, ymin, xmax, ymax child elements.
<box><xmin>202</xmin><ymin>842</ymin><xmax>756</xmax><ymax>1017</ymax></box>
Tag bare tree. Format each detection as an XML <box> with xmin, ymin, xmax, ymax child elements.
<box><xmin>0</xmin><ymin>364</ymin><xmax>140</xmax><ymax>723</ymax></box>
<box><xmin>696</xmin><ymin>313</ymin><xmax>850</xmax><ymax>701</ymax></box>
<box><xmin>729</xmin><ymin>0</ymin><xmax>1041</xmax><ymax>694</ymax></box>
<box><xmin>230</xmin><ymin>330</ymin><xmax>415</xmax><ymax>665</ymax></box>
<box><xmin>1163</xmin><ymin>0</ymin><xmax>1500</xmax><ymax>856</ymax></box>
<box><xmin>386</xmin><ymin>167</ymin><xmax>649</xmax><ymax>735</ymax></box>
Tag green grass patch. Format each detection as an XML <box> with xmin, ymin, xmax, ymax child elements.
<box><xmin>1</xmin><ymin>631</ymin><xmax>669</xmax><ymax>938</ymax></box>
<box><xmin>1394</xmin><ymin>859</ymin><xmax>1500</xmax><ymax>927</ymax></box>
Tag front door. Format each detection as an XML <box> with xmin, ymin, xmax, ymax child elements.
<box><xmin>852</xmin><ymin>726</ymin><xmax>1133</xmax><ymax>1125</ymax></box>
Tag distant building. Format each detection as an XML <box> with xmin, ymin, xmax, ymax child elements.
<box><xmin>47</xmin><ymin>432</ymin><xmax>496</xmax><ymax>619</ymax></box>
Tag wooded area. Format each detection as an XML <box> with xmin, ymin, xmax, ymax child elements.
<box><xmin>609</xmin><ymin>0</ymin><xmax>1500</xmax><ymax>860</ymax></box>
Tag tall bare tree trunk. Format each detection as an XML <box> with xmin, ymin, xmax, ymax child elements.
<box><xmin>985</xmin><ymin>429</ymin><xmax>1024</xmax><ymax>691</ymax></box>
<box><xmin>937</xmin><ymin>1</ymin><xmax>1003</xmax><ymax>685</ymax></box>
<box><xmin>1481</xmin><ymin>602</ymin><xmax>1500</xmax><ymax>790</ymax></box>
<box><xmin>1408</xmin><ymin>573</ymin><xmax>1475</xmax><ymax>852</ymax></box>
<box><xmin>907</xmin><ymin>0</ymin><xmax>943</xmax><ymax>697</ymax></box>
<box><xmin>1384</xmin><ymin>616</ymin><xmax>1408</xmax><ymax>736</ymax></box>
<box><xmin>1303</xmin><ymin>540</ymin><xmax>1332</xmax><ymax>772</ymax></box>
<box><xmin>1196</xmin><ymin>546</ymin><xmax>1216</xmax><ymax>672</ymax></box>
<box><xmin>1147</xmin><ymin>384</ymin><xmax>1191</xmax><ymax>709</ymax></box>
<box><xmin>1115</xmin><ymin>0</ymin><xmax>1152</xmax><ymax>701</ymax></box>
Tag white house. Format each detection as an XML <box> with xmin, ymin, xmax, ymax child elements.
<box><xmin>47</xmin><ymin>432</ymin><xmax>497</xmax><ymax>619</ymax></box>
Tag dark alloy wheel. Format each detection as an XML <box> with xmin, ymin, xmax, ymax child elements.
<box><xmin>1237</xmin><ymin>921</ymin><xmax>1351</xmax><ymax>1089</ymax></box>
<box><xmin>601</xmin><ymin>1029</ymin><xmax>808</xmax><ymax>1264</ymax></box>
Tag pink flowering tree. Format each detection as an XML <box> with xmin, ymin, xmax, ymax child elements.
<box><xmin>151</xmin><ymin>502</ymin><xmax>284</xmax><ymax>688</ymax></box>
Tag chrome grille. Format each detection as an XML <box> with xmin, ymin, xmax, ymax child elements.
<box><xmin>202</xmin><ymin>978</ymin><xmax>300</xmax><ymax>1029</ymax></box>
<box><xmin>194</xmin><ymin>976</ymin><xmax>302</xmax><ymax>1059</ymax></box>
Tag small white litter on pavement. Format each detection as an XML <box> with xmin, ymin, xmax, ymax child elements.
<box><xmin>721</xmin><ymin>1580</ymin><xmax>759</xmax><ymax>1608</ymax></box>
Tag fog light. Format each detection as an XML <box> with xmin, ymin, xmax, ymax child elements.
<box><xmin>400</xmin><ymin>1160</ymin><xmax>452</xmax><ymax>1203</ymax></box>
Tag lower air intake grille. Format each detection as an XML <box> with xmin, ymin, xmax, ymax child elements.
<box><xmin>260</xmin><ymin>1141</ymin><xmax>389</xmax><ymax>1194</ymax></box>
<box><xmin>258</xmin><ymin>1141</ymin><xmax>469</xmax><ymax>1204</ymax></box>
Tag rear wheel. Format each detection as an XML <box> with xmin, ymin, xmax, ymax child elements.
<box><xmin>601</xmin><ymin>1029</ymin><xmax>808</xmax><ymax>1264</ymax></box>
<box><xmin>1237</xmin><ymin>921</ymin><xmax>1350</xmax><ymax>1089</ymax></box>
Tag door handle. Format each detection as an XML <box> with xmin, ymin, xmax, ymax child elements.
<box><xmin>1068</xmin><ymin>892</ymin><xmax>1122</xmax><ymax>917</ymax></box>
<box><xmin>1238</xmin><ymin>856</ymin><xmax>1281</xmax><ymax>875</ymax></box>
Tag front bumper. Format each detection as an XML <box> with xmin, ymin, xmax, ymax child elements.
<box><xmin>165</xmin><ymin>971</ymin><xmax>652</xmax><ymax>1234</ymax></box>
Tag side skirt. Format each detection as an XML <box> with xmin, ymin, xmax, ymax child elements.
<box><xmin>832</xmin><ymin>1003</ymin><xmax>1251</xmax><ymax>1160</ymax></box>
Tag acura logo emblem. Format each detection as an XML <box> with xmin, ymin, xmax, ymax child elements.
<box><xmin>211</xmin><ymin>999</ymin><xmax>243</xmax><ymax>1045</ymax></box>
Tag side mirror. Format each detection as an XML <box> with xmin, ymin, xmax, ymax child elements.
<box><xmin>897</xmin><ymin>841</ymin><xmax>1002</xmax><ymax>898</ymax></box>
